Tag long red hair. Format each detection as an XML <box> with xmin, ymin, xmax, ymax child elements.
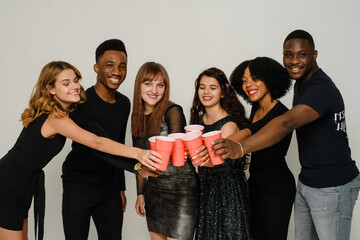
<box><xmin>131</xmin><ymin>62</ymin><xmax>170</xmax><ymax>137</ymax></box>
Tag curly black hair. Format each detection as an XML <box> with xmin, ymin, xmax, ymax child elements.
<box><xmin>229</xmin><ymin>57</ymin><xmax>292</xmax><ymax>104</ymax></box>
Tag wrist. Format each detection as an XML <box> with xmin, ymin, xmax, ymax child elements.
<box><xmin>237</xmin><ymin>141</ymin><xmax>244</xmax><ymax>158</ymax></box>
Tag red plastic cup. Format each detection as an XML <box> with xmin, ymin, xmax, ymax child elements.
<box><xmin>184</xmin><ymin>124</ymin><xmax>204</xmax><ymax>134</ymax></box>
<box><xmin>155</xmin><ymin>136</ymin><xmax>175</xmax><ymax>171</ymax></box>
<box><xmin>202</xmin><ymin>130</ymin><xmax>224</xmax><ymax>165</ymax></box>
<box><xmin>182</xmin><ymin>131</ymin><xmax>205</xmax><ymax>165</ymax></box>
<box><xmin>148</xmin><ymin>136</ymin><xmax>157</xmax><ymax>150</ymax></box>
<box><xmin>168</xmin><ymin>133</ymin><xmax>186</xmax><ymax>167</ymax></box>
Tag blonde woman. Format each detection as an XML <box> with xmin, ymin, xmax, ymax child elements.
<box><xmin>0</xmin><ymin>61</ymin><xmax>160</xmax><ymax>240</ymax></box>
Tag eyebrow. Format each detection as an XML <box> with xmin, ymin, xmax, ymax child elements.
<box><xmin>60</xmin><ymin>77</ymin><xmax>77</xmax><ymax>82</ymax></box>
<box><xmin>105</xmin><ymin>60</ymin><xmax>127</xmax><ymax>65</ymax></box>
<box><xmin>200</xmin><ymin>83</ymin><xmax>218</xmax><ymax>87</ymax></box>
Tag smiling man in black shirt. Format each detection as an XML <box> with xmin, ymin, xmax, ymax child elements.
<box><xmin>61</xmin><ymin>39</ymin><xmax>158</xmax><ymax>240</ymax></box>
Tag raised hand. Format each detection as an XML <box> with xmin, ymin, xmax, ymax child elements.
<box><xmin>193</xmin><ymin>145</ymin><xmax>212</xmax><ymax>167</ymax></box>
<box><xmin>135</xmin><ymin>149</ymin><xmax>162</xmax><ymax>170</ymax></box>
<box><xmin>211</xmin><ymin>138</ymin><xmax>243</xmax><ymax>159</ymax></box>
<box><xmin>138</xmin><ymin>165</ymin><xmax>161</xmax><ymax>178</ymax></box>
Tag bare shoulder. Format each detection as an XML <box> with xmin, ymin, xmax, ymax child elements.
<box><xmin>43</xmin><ymin>115</ymin><xmax>79</xmax><ymax>138</ymax></box>
<box><xmin>41</xmin><ymin>115</ymin><xmax>70</xmax><ymax>138</ymax></box>
<box><xmin>220</xmin><ymin>121</ymin><xmax>240</xmax><ymax>138</ymax></box>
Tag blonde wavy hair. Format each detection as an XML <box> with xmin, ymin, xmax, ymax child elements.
<box><xmin>21</xmin><ymin>61</ymin><xmax>86</xmax><ymax>127</ymax></box>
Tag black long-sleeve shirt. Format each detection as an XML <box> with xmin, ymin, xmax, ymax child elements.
<box><xmin>62</xmin><ymin>86</ymin><xmax>137</xmax><ymax>188</ymax></box>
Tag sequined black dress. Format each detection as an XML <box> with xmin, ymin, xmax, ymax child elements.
<box><xmin>196</xmin><ymin>115</ymin><xmax>251</xmax><ymax>240</ymax></box>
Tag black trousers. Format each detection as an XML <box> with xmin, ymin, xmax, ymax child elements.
<box><xmin>62</xmin><ymin>181</ymin><xmax>123</xmax><ymax>240</ymax></box>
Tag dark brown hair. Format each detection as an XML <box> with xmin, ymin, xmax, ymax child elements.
<box><xmin>190</xmin><ymin>67</ymin><xmax>248</xmax><ymax>129</ymax></box>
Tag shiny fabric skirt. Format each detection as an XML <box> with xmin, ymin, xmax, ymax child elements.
<box><xmin>145</xmin><ymin>158</ymin><xmax>199</xmax><ymax>240</ymax></box>
<box><xmin>196</xmin><ymin>166</ymin><xmax>251</xmax><ymax>240</ymax></box>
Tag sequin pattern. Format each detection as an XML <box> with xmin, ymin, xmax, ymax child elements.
<box><xmin>196</xmin><ymin>116</ymin><xmax>251</xmax><ymax>240</ymax></box>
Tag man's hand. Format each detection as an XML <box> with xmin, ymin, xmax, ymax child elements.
<box><xmin>212</xmin><ymin>138</ymin><xmax>243</xmax><ymax>159</ymax></box>
<box><xmin>138</xmin><ymin>165</ymin><xmax>161</xmax><ymax>178</ymax></box>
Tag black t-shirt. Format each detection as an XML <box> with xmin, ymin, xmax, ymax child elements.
<box><xmin>293</xmin><ymin>69</ymin><xmax>359</xmax><ymax>188</ymax></box>
<box><xmin>247</xmin><ymin>102</ymin><xmax>294</xmax><ymax>191</ymax></box>
<box><xmin>62</xmin><ymin>86</ymin><xmax>137</xmax><ymax>186</ymax></box>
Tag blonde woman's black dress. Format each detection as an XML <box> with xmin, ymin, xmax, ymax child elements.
<box><xmin>0</xmin><ymin>114</ymin><xmax>66</xmax><ymax>240</ymax></box>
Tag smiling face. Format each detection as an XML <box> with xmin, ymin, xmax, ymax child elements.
<box><xmin>242</xmin><ymin>67</ymin><xmax>271</xmax><ymax>104</ymax></box>
<box><xmin>198</xmin><ymin>75</ymin><xmax>223</xmax><ymax>109</ymax></box>
<box><xmin>94</xmin><ymin>50</ymin><xmax>127</xmax><ymax>91</ymax></box>
<box><xmin>49</xmin><ymin>69</ymin><xmax>81</xmax><ymax>110</ymax></box>
<box><xmin>141</xmin><ymin>74</ymin><xmax>165</xmax><ymax>113</ymax></box>
<box><xmin>283</xmin><ymin>38</ymin><xmax>318</xmax><ymax>82</ymax></box>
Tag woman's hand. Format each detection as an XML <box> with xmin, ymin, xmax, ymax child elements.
<box><xmin>135</xmin><ymin>195</ymin><xmax>146</xmax><ymax>217</ymax></box>
<box><xmin>135</xmin><ymin>149</ymin><xmax>162</xmax><ymax>170</ymax></box>
<box><xmin>193</xmin><ymin>145</ymin><xmax>212</xmax><ymax>167</ymax></box>
<box><xmin>212</xmin><ymin>138</ymin><xmax>243</xmax><ymax>159</ymax></box>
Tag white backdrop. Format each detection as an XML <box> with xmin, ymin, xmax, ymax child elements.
<box><xmin>1</xmin><ymin>0</ymin><xmax>359</xmax><ymax>239</ymax></box>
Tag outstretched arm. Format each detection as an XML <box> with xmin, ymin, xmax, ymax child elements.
<box><xmin>213</xmin><ymin>104</ymin><xmax>320</xmax><ymax>158</ymax></box>
<box><xmin>44</xmin><ymin>116</ymin><xmax>162</xmax><ymax>170</ymax></box>
<box><xmin>195</xmin><ymin>121</ymin><xmax>242</xmax><ymax>166</ymax></box>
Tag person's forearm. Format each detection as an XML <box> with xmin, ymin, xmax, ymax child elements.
<box><xmin>96</xmin><ymin>137</ymin><xmax>141</xmax><ymax>159</ymax></box>
<box><xmin>227</xmin><ymin>129</ymin><xmax>251</xmax><ymax>142</ymax></box>
<box><xmin>241</xmin><ymin>115</ymin><xmax>293</xmax><ymax>155</ymax></box>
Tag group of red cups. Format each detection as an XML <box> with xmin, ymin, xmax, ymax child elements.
<box><xmin>149</xmin><ymin>125</ymin><xmax>224</xmax><ymax>171</ymax></box>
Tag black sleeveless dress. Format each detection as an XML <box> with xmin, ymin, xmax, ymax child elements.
<box><xmin>133</xmin><ymin>103</ymin><xmax>199</xmax><ymax>240</ymax></box>
<box><xmin>247</xmin><ymin>102</ymin><xmax>295</xmax><ymax>240</ymax></box>
<box><xmin>196</xmin><ymin>115</ymin><xmax>251</xmax><ymax>240</ymax></box>
<box><xmin>0</xmin><ymin>114</ymin><xmax>66</xmax><ymax>239</ymax></box>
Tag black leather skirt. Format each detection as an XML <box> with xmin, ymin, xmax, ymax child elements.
<box><xmin>145</xmin><ymin>158</ymin><xmax>199</xmax><ymax>240</ymax></box>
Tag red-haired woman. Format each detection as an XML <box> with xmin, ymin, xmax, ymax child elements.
<box><xmin>132</xmin><ymin>62</ymin><xmax>198</xmax><ymax>240</ymax></box>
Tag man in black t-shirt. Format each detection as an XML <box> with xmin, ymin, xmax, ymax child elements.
<box><xmin>213</xmin><ymin>30</ymin><xmax>359</xmax><ymax>240</ymax></box>
<box><xmin>61</xmin><ymin>39</ymin><xmax>157</xmax><ymax>240</ymax></box>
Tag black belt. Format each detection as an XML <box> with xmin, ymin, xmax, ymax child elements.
<box><xmin>34</xmin><ymin>170</ymin><xmax>45</xmax><ymax>240</ymax></box>
<box><xmin>201</xmin><ymin>165</ymin><xmax>241</xmax><ymax>173</ymax></box>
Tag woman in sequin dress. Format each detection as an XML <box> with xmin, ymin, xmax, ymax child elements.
<box><xmin>190</xmin><ymin>67</ymin><xmax>251</xmax><ymax>240</ymax></box>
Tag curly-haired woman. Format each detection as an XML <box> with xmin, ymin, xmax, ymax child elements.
<box><xmin>227</xmin><ymin>57</ymin><xmax>296</xmax><ymax>240</ymax></box>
